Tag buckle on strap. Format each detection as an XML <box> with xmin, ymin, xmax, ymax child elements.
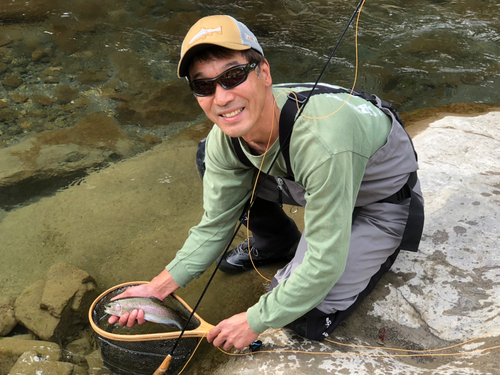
<box><xmin>287</xmin><ymin>92</ymin><xmax>308</xmax><ymax>105</ymax></box>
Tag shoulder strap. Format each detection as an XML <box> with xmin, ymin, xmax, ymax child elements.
<box><xmin>230</xmin><ymin>137</ymin><xmax>253</xmax><ymax>167</ymax></box>
<box><xmin>232</xmin><ymin>84</ymin><xmax>416</xmax><ymax>175</ymax></box>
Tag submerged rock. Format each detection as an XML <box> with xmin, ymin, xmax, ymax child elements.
<box><xmin>0</xmin><ymin>112</ymin><xmax>147</xmax><ymax>187</ymax></box>
<box><xmin>14</xmin><ymin>263</ymin><xmax>100</xmax><ymax>345</ymax></box>
<box><xmin>0</xmin><ymin>296</ymin><xmax>16</xmax><ymax>336</ymax></box>
<box><xmin>0</xmin><ymin>338</ymin><xmax>61</xmax><ymax>375</ymax></box>
<box><xmin>8</xmin><ymin>351</ymin><xmax>76</xmax><ymax>375</ymax></box>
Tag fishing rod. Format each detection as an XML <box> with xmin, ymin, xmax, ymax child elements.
<box><xmin>253</xmin><ymin>0</ymin><xmax>366</xmax><ymax>196</ymax></box>
<box><xmin>154</xmin><ymin>0</ymin><xmax>366</xmax><ymax>373</ymax></box>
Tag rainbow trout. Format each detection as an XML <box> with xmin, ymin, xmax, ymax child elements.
<box><xmin>105</xmin><ymin>297</ymin><xmax>184</xmax><ymax>329</ymax></box>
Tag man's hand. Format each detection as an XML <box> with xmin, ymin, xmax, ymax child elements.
<box><xmin>207</xmin><ymin>312</ymin><xmax>259</xmax><ymax>351</ymax></box>
<box><xmin>107</xmin><ymin>269</ymin><xmax>179</xmax><ymax>327</ymax></box>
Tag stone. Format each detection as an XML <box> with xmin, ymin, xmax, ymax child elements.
<box><xmin>14</xmin><ymin>279</ymin><xmax>61</xmax><ymax>341</ymax></box>
<box><xmin>8</xmin><ymin>351</ymin><xmax>74</xmax><ymax>375</ymax></box>
<box><xmin>0</xmin><ymin>0</ymin><xmax>57</xmax><ymax>21</ymax></box>
<box><xmin>32</xmin><ymin>48</ymin><xmax>47</xmax><ymax>61</ymax></box>
<box><xmin>0</xmin><ymin>112</ymin><xmax>147</xmax><ymax>187</ymax></box>
<box><xmin>0</xmin><ymin>296</ymin><xmax>16</xmax><ymax>336</ymax></box>
<box><xmin>14</xmin><ymin>263</ymin><xmax>100</xmax><ymax>344</ymax></box>
<box><xmin>9</xmin><ymin>93</ymin><xmax>29</xmax><ymax>103</ymax></box>
<box><xmin>41</xmin><ymin>262</ymin><xmax>98</xmax><ymax>318</ymax></box>
<box><xmin>0</xmin><ymin>108</ymin><xmax>18</xmax><ymax>122</ymax></box>
<box><xmin>77</xmin><ymin>68</ymin><xmax>109</xmax><ymax>85</ymax></box>
<box><xmin>0</xmin><ymin>38</ymin><xmax>13</xmax><ymax>47</ymax></box>
<box><xmin>73</xmin><ymin>365</ymin><xmax>89</xmax><ymax>375</ymax></box>
<box><xmin>115</xmin><ymin>82</ymin><xmax>196</xmax><ymax>127</ymax></box>
<box><xmin>56</xmin><ymin>85</ymin><xmax>79</xmax><ymax>104</ymax></box>
<box><xmin>85</xmin><ymin>350</ymin><xmax>114</xmax><ymax>375</ymax></box>
<box><xmin>0</xmin><ymin>338</ymin><xmax>61</xmax><ymax>375</ymax></box>
<box><xmin>66</xmin><ymin>337</ymin><xmax>93</xmax><ymax>366</ymax></box>
<box><xmin>32</xmin><ymin>93</ymin><xmax>55</xmax><ymax>106</ymax></box>
<box><xmin>2</xmin><ymin>75</ymin><xmax>23</xmax><ymax>88</ymax></box>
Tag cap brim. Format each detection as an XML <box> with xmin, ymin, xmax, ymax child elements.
<box><xmin>177</xmin><ymin>43</ymin><xmax>251</xmax><ymax>78</ymax></box>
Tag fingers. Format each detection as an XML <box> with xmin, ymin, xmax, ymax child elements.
<box><xmin>136</xmin><ymin>309</ymin><xmax>146</xmax><ymax>325</ymax></box>
<box><xmin>110</xmin><ymin>288</ymin><xmax>137</xmax><ymax>301</ymax></box>
<box><xmin>207</xmin><ymin>324</ymin><xmax>221</xmax><ymax>343</ymax></box>
<box><xmin>108</xmin><ymin>309</ymin><xmax>146</xmax><ymax>327</ymax></box>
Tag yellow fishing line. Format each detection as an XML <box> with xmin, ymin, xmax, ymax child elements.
<box><xmin>300</xmin><ymin>0</ymin><xmax>365</xmax><ymax>121</ymax></box>
<box><xmin>244</xmin><ymin>0</ymin><xmax>366</xmax><ymax>283</ymax></box>
<box><xmin>215</xmin><ymin>327</ymin><xmax>500</xmax><ymax>359</ymax></box>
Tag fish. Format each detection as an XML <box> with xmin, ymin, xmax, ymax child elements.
<box><xmin>104</xmin><ymin>297</ymin><xmax>184</xmax><ymax>329</ymax></box>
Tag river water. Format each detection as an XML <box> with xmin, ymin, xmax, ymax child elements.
<box><xmin>0</xmin><ymin>0</ymin><xmax>499</xmax><ymax>373</ymax></box>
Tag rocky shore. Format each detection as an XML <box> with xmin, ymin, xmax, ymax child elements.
<box><xmin>1</xmin><ymin>262</ymin><xmax>103</xmax><ymax>375</ymax></box>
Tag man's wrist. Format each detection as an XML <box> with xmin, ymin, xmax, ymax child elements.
<box><xmin>150</xmin><ymin>269</ymin><xmax>180</xmax><ymax>300</ymax></box>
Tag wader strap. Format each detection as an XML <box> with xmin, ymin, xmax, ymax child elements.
<box><xmin>230</xmin><ymin>137</ymin><xmax>252</xmax><ymax>167</ymax></box>
<box><xmin>279</xmin><ymin>95</ymin><xmax>302</xmax><ymax>180</ymax></box>
<box><xmin>400</xmin><ymin>174</ymin><xmax>424</xmax><ymax>252</ymax></box>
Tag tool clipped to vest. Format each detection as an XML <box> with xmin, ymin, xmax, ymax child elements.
<box><xmin>230</xmin><ymin>85</ymin><xmax>424</xmax><ymax>252</ymax></box>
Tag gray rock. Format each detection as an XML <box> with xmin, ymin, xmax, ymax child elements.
<box><xmin>209</xmin><ymin>111</ymin><xmax>500</xmax><ymax>374</ymax></box>
<box><xmin>0</xmin><ymin>296</ymin><xmax>17</xmax><ymax>336</ymax></box>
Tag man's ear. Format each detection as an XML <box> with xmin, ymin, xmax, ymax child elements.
<box><xmin>259</xmin><ymin>59</ymin><xmax>273</xmax><ymax>86</ymax></box>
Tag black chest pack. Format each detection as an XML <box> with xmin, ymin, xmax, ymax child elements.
<box><xmin>231</xmin><ymin>85</ymin><xmax>424</xmax><ymax>252</ymax></box>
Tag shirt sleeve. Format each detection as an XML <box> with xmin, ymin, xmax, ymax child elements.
<box><xmin>167</xmin><ymin>129</ymin><xmax>255</xmax><ymax>287</ymax></box>
<box><xmin>247</xmin><ymin>150</ymin><xmax>369</xmax><ymax>333</ymax></box>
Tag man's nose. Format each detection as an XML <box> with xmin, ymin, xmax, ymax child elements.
<box><xmin>213</xmin><ymin>83</ymin><xmax>234</xmax><ymax>106</ymax></box>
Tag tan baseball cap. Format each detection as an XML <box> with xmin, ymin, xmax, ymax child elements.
<box><xmin>177</xmin><ymin>15</ymin><xmax>264</xmax><ymax>78</ymax></box>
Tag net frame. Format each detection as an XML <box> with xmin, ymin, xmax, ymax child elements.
<box><xmin>89</xmin><ymin>281</ymin><xmax>215</xmax><ymax>375</ymax></box>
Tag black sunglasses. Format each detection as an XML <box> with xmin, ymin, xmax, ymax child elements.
<box><xmin>189</xmin><ymin>61</ymin><xmax>258</xmax><ymax>97</ymax></box>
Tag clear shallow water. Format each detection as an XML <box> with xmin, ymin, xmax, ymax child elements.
<box><xmin>1</xmin><ymin>0</ymin><xmax>500</xmax><ymax>373</ymax></box>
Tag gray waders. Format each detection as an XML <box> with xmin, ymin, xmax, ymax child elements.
<box><xmin>200</xmin><ymin>85</ymin><xmax>425</xmax><ymax>340</ymax></box>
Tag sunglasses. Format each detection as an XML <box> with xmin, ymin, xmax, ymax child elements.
<box><xmin>189</xmin><ymin>61</ymin><xmax>258</xmax><ymax>97</ymax></box>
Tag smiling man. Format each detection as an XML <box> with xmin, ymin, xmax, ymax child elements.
<box><xmin>109</xmin><ymin>15</ymin><xmax>424</xmax><ymax>351</ymax></box>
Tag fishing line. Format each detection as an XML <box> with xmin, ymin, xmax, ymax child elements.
<box><xmin>243</xmin><ymin>0</ymin><xmax>366</xmax><ymax>209</ymax></box>
<box><xmin>216</xmin><ymin>327</ymin><xmax>500</xmax><ymax>358</ymax></box>
<box><xmin>244</xmin><ymin>0</ymin><xmax>366</xmax><ymax>280</ymax></box>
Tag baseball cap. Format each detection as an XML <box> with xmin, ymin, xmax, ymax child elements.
<box><xmin>177</xmin><ymin>15</ymin><xmax>264</xmax><ymax>78</ymax></box>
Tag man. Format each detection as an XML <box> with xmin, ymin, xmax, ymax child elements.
<box><xmin>109</xmin><ymin>15</ymin><xmax>424</xmax><ymax>351</ymax></box>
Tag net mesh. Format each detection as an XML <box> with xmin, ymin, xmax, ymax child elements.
<box><xmin>91</xmin><ymin>285</ymin><xmax>202</xmax><ymax>375</ymax></box>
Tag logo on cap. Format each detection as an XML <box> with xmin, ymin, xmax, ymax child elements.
<box><xmin>189</xmin><ymin>27</ymin><xmax>222</xmax><ymax>45</ymax></box>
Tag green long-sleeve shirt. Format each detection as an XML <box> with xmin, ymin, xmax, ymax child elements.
<box><xmin>166</xmin><ymin>84</ymin><xmax>391</xmax><ymax>333</ymax></box>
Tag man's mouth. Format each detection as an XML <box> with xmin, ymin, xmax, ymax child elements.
<box><xmin>220</xmin><ymin>108</ymin><xmax>244</xmax><ymax>118</ymax></box>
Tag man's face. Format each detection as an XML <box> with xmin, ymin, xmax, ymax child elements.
<box><xmin>188</xmin><ymin>54</ymin><xmax>272</xmax><ymax>139</ymax></box>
